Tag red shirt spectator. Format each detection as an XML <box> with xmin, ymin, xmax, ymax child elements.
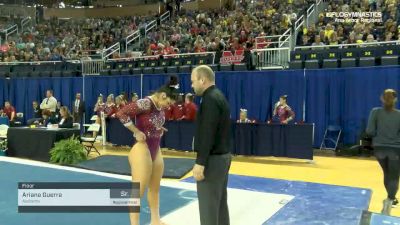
<box><xmin>164</xmin><ymin>106</ymin><xmax>174</xmax><ymax>121</ymax></box>
<box><xmin>172</xmin><ymin>103</ymin><xmax>185</xmax><ymax>120</ymax></box>
<box><xmin>2</xmin><ymin>102</ymin><xmax>16</xmax><ymax>121</ymax></box>
<box><xmin>183</xmin><ymin>102</ymin><xmax>197</xmax><ymax>121</ymax></box>
<box><xmin>182</xmin><ymin>94</ymin><xmax>197</xmax><ymax>121</ymax></box>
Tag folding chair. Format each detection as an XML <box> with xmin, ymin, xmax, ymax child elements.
<box><xmin>80</xmin><ymin>123</ymin><xmax>101</xmax><ymax>156</ymax></box>
<box><xmin>320</xmin><ymin>125</ymin><xmax>342</xmax><ymax>151</ymax></box>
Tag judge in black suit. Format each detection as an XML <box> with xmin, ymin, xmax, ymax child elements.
<box><xmin>72</xmin><ymin>93</ymin><xmax>85</xmax><ymax>123</ymax></box>
<box><xmin>57</xmin><ymin>106</ymin><xmax>73</xmax><ymax>128</ymax></box>
<box><xmin>190</xmin><ymin>65</ymin><xmax>232</xmax><ymax>225</ymax></box>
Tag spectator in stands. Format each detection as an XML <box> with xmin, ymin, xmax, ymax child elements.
<box><xmin>1</xmin><ymin>101</ymin><xmax>16</xmax><ymax>122</ymax></box>
<box><xmin>273</xmin><ymin>95</ymin><xmax>295</xmax><ymax>124</ymax></box>
<box><xmin>312</xmin><ymin>35</ymin><xmax>325</xmax><ymax>46</ymax></box>
<box><xmin>182</xmin><ymin>93</ymin><xmax>197</xmax><ymax>121</ymax></box>
<box><xmin>56</xmin><ymin>106</ymin><xmax>73</xmax><ymax>128</ymax></box>
<box><xmin>40</xmin><ymin>90</ymin><xmax>57</xmax><ymax>114</ymax></box>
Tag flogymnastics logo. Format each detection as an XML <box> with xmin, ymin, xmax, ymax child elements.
<box><xmin>325</xmin><ymin>12</ymin><xmax>382</xmax><ymax>23</ymax></box>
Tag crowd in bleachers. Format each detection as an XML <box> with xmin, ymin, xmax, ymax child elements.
<box><xmin>142</xmin><ymin>0</ymin><xmax>315</xmax><ymax>56</ymax></box>
<box><xmin>0</xmin><ymin>0</ymin><xmax>319</xmax><ymax>63</ymax></box>
<box><xmin>297</xmin><ymin>0</ymin><xmax>400</xmax><ymax>47</ymax></box>
<box><xmin>0</xmin><ymin>16</ymin><xmax>157</xmax><ymax>62</ymax></box>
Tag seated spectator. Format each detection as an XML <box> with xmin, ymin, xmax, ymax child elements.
<box><xmin>57</xmin><ymin>106</ymin><xmax>73</xmax><ymax>128</ymax></box>
<box><xmin>237</xmin><ymin>109</ymin><xmax>252</xmax><ymax>123</ymax></box>
<box><xmin>182</xmin><ymin>93</ymin><xmax>197</xmax><ymax>121</ymax></box>
<box><xmin>312</xmin><ymin>35</ymin><xmax>325</xmax><ymax>46</ymax></box>
<box><xmin>1</xmin><ymin>101</ymin><xmax>16</xmax><ymax>122</ymax></box>
<box><xmin>27</xmin><ymin>101</ymin><xmax>42</xmax><ymax>125</ymax></box>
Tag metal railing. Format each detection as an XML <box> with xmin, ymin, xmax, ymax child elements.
<box><xmin>160</xmin><ymin>11</ymin><xmax>170</xmax><ymax>23</ymax></box>
<box><xmin>20</xmin><ymin>17</ymin><xmax>31</xmax><ymax>32</ymax></box>
<box><xmin>251</xmin><ymin>47</ymin><xmax>290</xmax><ymax>70</ymax></box>
<box><xmin>107</xmin><ymin>51</ymin><xmax>216</xmax><ymax>65</ymax></box>
<box><xmin>144</xmin><ymin>19</ymin><xmax>157</xmax><ymax>36</ymax></box>
<box><xmin>125</xmin><ymin>30</ymin><xmax>140</xmax><ymax>52</ymax></box>
<box><xmin>255</xmin><ymin>33</ymin><xmax>291</xmax><ymax>50</ymax></box>
<box><xmin>101</xmin><ymin>42</ymin><xmax>120</xmax><ymax>59</ymax></box>
<box><xmin>0</xmin><ymin>60</ymin><xmax>63</xmax><ymax>66</ymax></box>
<box><xmin>294</xmin><ymin>40</ymin><xmax>400</xmax><ymax>51</ymax></box>
<box><xmin>81</xmin><ymin>59</ymin><xmax>105</xmax><ymax>75</ymax></box>
<box><xmin>163</xmin><ymin>52</ymin><xmax>216</xmax><ymax>64</ymax></box>
<box><xmin>0</xmin><ymin>24</ymin><xmax>18</xmax><ymax>43</ymax></box>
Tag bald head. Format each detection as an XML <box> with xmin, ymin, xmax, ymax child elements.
<box><xmin>192</xmin><ymin>65</ymin><xmax>215</xmax><ymax>83</ymax></box>
<box><xmin>191</xmin><ymin>65</ymin><xmax>216</xmax><ymax>96</ymax></box>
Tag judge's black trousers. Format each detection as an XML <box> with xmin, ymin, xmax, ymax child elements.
<box><xmin>375</xmin><ymin>147</ymin><xmax>400</xmax><ymax>200</ymax></box>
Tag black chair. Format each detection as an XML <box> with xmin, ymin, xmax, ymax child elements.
<box><xmin>115</xmin><ymin>62</ymin><xmax>126</xmax><ymax>70</ymax></box>
<box><xmin>132</xmin><ymin>68</ymin><xmax>142</xmax><ymax>74</ymax></box>
<box><xmin>154</xmin><ymin>67</ymin><xmax>166</xmax><ymax>74</ymax></box>
<box><xmin>104</xmin><ymin>62</ymin><xmax>114</xmax><ymax>70</ymax></box>
<box><xmin>52</xmin><ymin>71</ymin><xmax>63</xmax><ymax>77</ymax></box>
<box><xmin>143</xmin><ymin>67</ymin><xmax>154</xmax><ymax>74</ymax></box>
<box><xmin>170</xmin><ymin>58</ymin><xmax>182</xmax><ymax>67</ymax></box>
<box><xmin>0</xmin><ymin>66</ymin><xmax>10</xmax><ymax>77</ymax></box>
<box><xmin>322</xmin><ymin>50</ymin><xmax>340</xmax><ymax>68</ymax></box>
<box><xmin>359</xmin><ymin>47</ymin><xmax>376</xmax><ymax>67</ymax></box>
<box><xmin>233</xmin><ymin>63</ymin><xmax>247</xmax><ymax>71</ymax></box>
<box><xmin>166</xmin><ymin>66</ymin><xmax>178</xmax><ymax>73</ymax></box>
<box><xmin>380</xmin><ymin>45</ymin><xmax>399</xmax><ymax>66</ymax></box>
<box><xmin>340</xmin><ymin>48</ymin><xmax>358</xmax><ymax>68</ymax></box>
<box><xmin>289</xmin><ymin>50</ymin><xmax>305</xmax><ymax>69</ymax></box>
<box><xmin>179</xmin><ymin>65</ymin><xmax>191</xmax><ymax>73</ymax></box>
<box><xmin>304</xmin><ymin>50</ymin><xmax>322</xmax><ymax>69</ymax></box>
<box><xmin>219</xmin><ymin>64</ymin><xmax>232</xmax><ymax>71</ymax></box>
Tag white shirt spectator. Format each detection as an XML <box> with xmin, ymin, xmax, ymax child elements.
<box><xmin>40</xmin><ymin>96</ymin><xmax>57</xmax><ymax>112</ymax></box>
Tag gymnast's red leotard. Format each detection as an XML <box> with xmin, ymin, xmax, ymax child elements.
<box><xmin>116</xmin><ymin>97</ymin><xmax>165</xmax><ymax>161</ymax></box>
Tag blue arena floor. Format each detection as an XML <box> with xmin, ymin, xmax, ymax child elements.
<box><xmin>0</xmin><ymin>159</ymin><xmax>372</xmax><ymax>225</ymax></box>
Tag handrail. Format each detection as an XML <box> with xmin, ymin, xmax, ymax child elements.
<box><xmin>107</xmin><ymin>51</ymin><xmax>217</xmax><ymax>64</ymax></box>
<box><xmin>0</xmin><ymin>61</ymin><xmax>64</xmax><ymax>65</ymax></box>
<box><xmin>125</xmin><ymin>30</ymin><xmax>140</xmax><ymax>51</ymax></box>
<box><xmin>294</xmin><ymin>40</ymin><xmax>400</xmax><ymax>50</ymax></box>
<box><xmin>101</xmin><ymin>42</ymin><xmax>120</xmax><ymax>59</ymax></box>
<box><xmin>145</xmin><ymin>20</ymin><xmax>157</xmax><ymax>36</ymax></box>
<box><xmin>160</xmin><ymin>11</ymin><xmax>170</xmax><ymax>23</ymax></box>
<box><xmin>163</xmin><ymin>52</ymin><xmax>216</xmax><ymax>64</ymax></box>
<box><xmin>21</xmin><ymin>17</ymin><xmax>31</xmax><ymax>32</ymax></box>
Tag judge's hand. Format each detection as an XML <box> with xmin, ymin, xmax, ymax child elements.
<box><xmin>193</xmin><ymin>164</ymin><xmax>205</xmax><ymax>181</ymax></box>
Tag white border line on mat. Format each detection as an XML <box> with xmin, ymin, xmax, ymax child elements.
<box><xmin>0</xmin><ymin>157</ymin><xmax>186</xmax><ymax>188</ymax></box>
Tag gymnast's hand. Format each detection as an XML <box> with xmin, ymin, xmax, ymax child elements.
<box><xmin>133</xmin><ymin>131</ymin><xmax>146</xmax><ymax>142</ymax></box>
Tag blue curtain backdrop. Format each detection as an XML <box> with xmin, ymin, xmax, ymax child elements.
<box><xmin>1</xmin><ymin>66</ymin><xmax>400</xmax><ymax>148</ymax></box>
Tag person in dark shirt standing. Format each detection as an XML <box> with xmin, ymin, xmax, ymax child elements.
<box><xmin>367</xmin><ymin>89</ymin><xmax>400</xmax><ymax>215</ymax></box>
<box><xmin>191</xmin><ymin>65</ymin><xmax>231</xmax><ymax>225</ymax></box>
